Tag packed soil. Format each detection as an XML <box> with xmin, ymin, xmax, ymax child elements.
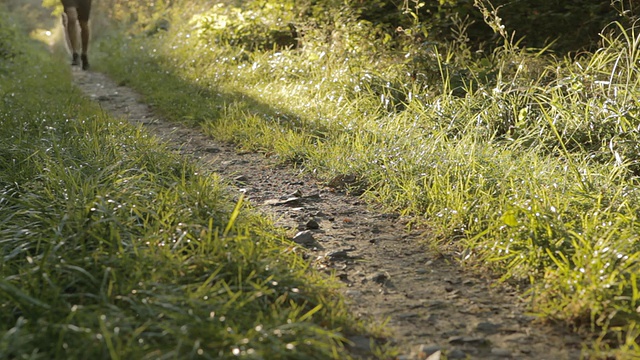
<box><xmin>71</xmin><ymin>68</ymin><xmax>584</xmax><ymax>359</ymax></box>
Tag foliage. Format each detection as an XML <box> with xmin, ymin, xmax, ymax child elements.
<box><xmin>311</xmin><ymin>0</ymin><xmax>629</xmax><ymax>53</ymax></box>
<box><xmin>0</xmin><ymin>5</ymin><xmax>386</xmax><ymax>359</ymax></box>
<box><xmin>190</xmin><ymin>1</ymin><xmax>300</xmax><ymax>51</ymax></box>
<box><xmin>0</xmin><ymin>11</ymin><xmax>19</xmax><ymax>60</ymax></box>
<box><xmin>89</xmin><ymin>0</ymin><xmax>640</xmax><ymax>356</ymax></box>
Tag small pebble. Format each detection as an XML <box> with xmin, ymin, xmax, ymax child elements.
<box><xmin>417</xmin><ymin>344</ymin><xmax>441</xmax><ymax>356</ymax></box>
<box><xmin>292</xmin><ymin>230</ymin><xmax>314</xmax><ymax>246</ymax></box>
<box><xmin>368</xmin><ymin>271</ymin><xmax>389</xmax><ymax>284</ymax></box>
<box><xmin>447</xmin><ymin>348</ymin><xmax>466</xmax><ymax>359</ymax></box>
<box><xmin>344</xmin><ymin>289</ymin><xmax>362</xmax><ymax>297</ymax></box>
<box><xmin>491</xmin><ymin>348</ymin><xmax>512</xmax><ymax>357</ymax></box>
<box><xmin>475</xmin><ymin>321</ymin><xmax>500</xmax><ymax>334</ymax></box>
<box><xmin>234</xmin><ymin>174</ymin><xmax>248</xmax><ymax>183</ymax></box>
<box><xmin>306</xmin><ymin>219</ymin><xmax>320</xmax><ymax>229</ymax></box>
<box><xmin>426</xmin><ymin>350</ymin><xmax>441</xmax><ymax>360</ymax></box>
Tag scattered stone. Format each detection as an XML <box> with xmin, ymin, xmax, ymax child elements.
<box><xmin>306</xmin><ymin>219</ymin><xmax>320</xmax><ymax>229</ymax></box>
<box><xmin>441</xmin><ymin>330</ymin><xmax>462</xmax><ymax>339</ymax></box>
<box><xmin>285</xmin><ymin>180</ymin><xmax>304</xmax><ymax>186</ymax></box>
<box><xmin>446</xmin><ymin>290</ymin><xmax>460</xmax><ymax>299</ymax></box>
<box><xmin>302</xmin><ymin>192</ymin><xmax>322</xmax><ymax>200</ymax></box>
<box><xmin>424</xmin><ymin>300</ymin><xmax>446</xmax><ymax>309</ymax></box>
<box><xmin>520</xmin><ymin>347</ymin><xmax>532</xmax><ymax>354</ymax></box>
<box><xmin>327</xmin><ymin>173</ymin><xmax>357</xmax><ymax>188</ymax></box>
<box><xmin>287</xmin><ymin>189</ymin><xmax>302</xmax><ymax>197</ymax></box>
<box><xmin>447</xmin><ymin>348</ymin><xmax>466</xmax><ymax>359</ymax></box>
<box><xmin>396</xmin><ymin>313</ymin><xmax>418</xmax><ymax>319</ymax></box>
<box><xmin>491</xmin><ymin>348</ymin><xmax>512</xmax><ymax>357</ymax></box>
<box><xmin>344</xmin><ymin>289</ymin><xmax>362</xmax><ymax>297</ymax></box>
<box><xmin>234</xmin><ymin>174</ymin><xmax>248</xmax><ymax>183</ymax></box>
<box><xmin>203</xmin><ymin>146</ymin><xmax>220</xmax><ymax>153</ymax></box>
<box><xmin>502</xmin><ymin>333</ymin><xmax>528</xmax><ymax>343</ymax></box>
<box><xmin>263</xmin><ymin>197</ymin><xmax>301</xmax><ymax>206</ymax></box>
<box><xmin>444</xmin><ymin>278</ymin><xmax>461</xmax><ymax>285</ymax></box>
<box><xmin>326</xmin><ymin>248</ymin><xmax>359</xmax><ymax>261</ymax></box>
<box><xmin>97</xmin><ymin>94</ymin><xmax>113</xmax><ymax>101</ymax></box>
<box><xmin>292</xmin><ymin>230</ymin><xmax>315</xmax><ymax>246</ymax></box>
<box><xmin>417</xmin><ymin>344</ymin><xmax>441</xmax><ymax>357</ymax></box>
<box><xmin>279</xmin><ymin>197</ymin><xmax>301</xmax><ymax>206</ymax></box>
<box><xmin>368</xmin><ymin>271</ymin><xmax>389</xmax><ymax>284</ymax></box>
<box><xmin>475</xmin><ymin>321</ymin><xmax>500</xmax><ymax>334</ymax></box>
<box><xmin>448</xmin><ymin>336</ymin><xmax>488</xmax><ymax>346</ymax></box>
<box><xmin>425</xmin><ymin>313</ymin><xmax>438</xmax><ymax>323</ymax></box>
<box><xmin>426</xmin><ymin>350</ymin><xmax>442</xmax><ymax>360</ymax></box>
<box><xmin>518</xmin><ymin>314</ymin><xmax>537</xmax><ymax>323</ymax></box>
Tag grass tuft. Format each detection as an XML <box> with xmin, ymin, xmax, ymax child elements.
<box><xmin>0</xmin><ymin>4</ymin><xmax>384</xmax><ymax>359</ymax></box>
<box><xmin>90</xmin><ymin>0</ymin><xmax>640</xmax><ymax>355</ymax></box>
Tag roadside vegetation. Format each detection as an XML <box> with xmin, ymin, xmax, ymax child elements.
<box><xmin>79</xmin><ymin>0</ymin><xmax>640</xmax><ymax>357</ymax></box>
<box><xmin>0</xmin><ymin>4</ymin><xmax>387</xmax><ymax>359</ymax></box>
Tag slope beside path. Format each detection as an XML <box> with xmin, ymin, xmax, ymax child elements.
<box><xmin>72</xmin><ymin>68</ymin><xmax>584</xmax><ymax>360</ymax></box>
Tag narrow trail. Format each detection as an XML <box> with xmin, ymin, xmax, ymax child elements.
<box><xmin>72</xmin><ymin>68</ymin><xmax>584</xmax><ymax>360</ymax></box>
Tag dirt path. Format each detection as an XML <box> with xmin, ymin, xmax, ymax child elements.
<box><xmin>72</xmin><ymin>68</ymin><xmax>584</xmax><ymax>360</ymax></box>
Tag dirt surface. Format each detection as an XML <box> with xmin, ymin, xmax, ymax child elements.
<box><xmin>71</xmin><ymin>67</ymin><xmax>585</xmax><ymax>359</ymax></box>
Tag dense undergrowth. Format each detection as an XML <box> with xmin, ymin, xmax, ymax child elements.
<box><xmin>82</xmin><ymin>0</ymin><xmax>640</xmax><ymax>357</ymax></box>
<box><xmin>0</xmin><ymin>4</ymin><xmax>386</xmax><ymax>359</ymax></box>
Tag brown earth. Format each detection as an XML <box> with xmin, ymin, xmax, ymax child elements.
<box><xmin>71</xmin><ymin>68</ymin><xmax>584</xmax><ymax>360</ymax></box>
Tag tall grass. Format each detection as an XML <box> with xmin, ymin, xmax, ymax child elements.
<box><xmin>90</xmin><ymin>1</ymin><xmax>640</xmax><ymax>355</ymax></box>
<box><xmin>0</xmin><ymin>6</ymin><xmax>386</xmax><ymax>359</ymax></box>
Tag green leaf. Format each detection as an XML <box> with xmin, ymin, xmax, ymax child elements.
<box><xmin>0</xmin><ymin>280</ymin><xmax>51</xmax><ymax>310</ymax></box>
<box><xmin>501</xmin><ymin>210</ymin><xmax>519</xmax><ymax>227</ymax></box>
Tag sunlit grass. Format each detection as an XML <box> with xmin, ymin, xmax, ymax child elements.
<box><xmin>90</xmin><ymin>1</ymin><xmax>640</xmax><ymax>356</ymax></box>
<box><xmin>0</xmin><ymin>6</ymin><xmax>390</xmax><ymax>359</ymax></box>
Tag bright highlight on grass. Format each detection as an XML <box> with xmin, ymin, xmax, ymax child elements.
<box><xmin>93</xmin><ymin>0</ymin><xmax>640</xmax><ymax>356</ymax></box>
<box><xmin>0</xmin><ymin>5</ymin><xmax>384</xmax><ymax>359</ymax></box>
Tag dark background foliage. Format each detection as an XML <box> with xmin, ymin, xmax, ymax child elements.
<box><xmin>346</xmin><ymin>0</ymin><xmax>633</xmax><ymax>53</ymax></box>
<box><xmin>98</xmin><ymin>0</ymin><xmax>637</xmax><ymax>53</ymax></box>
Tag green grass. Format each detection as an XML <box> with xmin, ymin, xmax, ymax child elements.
<box><xmin>89</xmin><ymin>0</ymin><xmax>640</xmax><ymax>357</ymax></box>
<box><xmin>0</xmin><ymin>5</ymin><xmax>389</xmax><ymax>359</ymax></box>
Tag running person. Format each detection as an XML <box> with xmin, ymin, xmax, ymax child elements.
<box><xmin>61</xmin><ymin>0</ymin><xmax>92</xmax><ymax>70</ymax></box>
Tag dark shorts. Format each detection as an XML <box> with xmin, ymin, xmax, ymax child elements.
<box><xmin>61</xmin><ymin>0</ymin><xmax>92</xmax><ymax>22</ymax></box>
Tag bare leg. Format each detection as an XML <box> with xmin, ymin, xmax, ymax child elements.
<box><xmin>61</xmin><ymin>12</ymin><xmax>73</xmax><ymax>53</ymax></box>
<box><xmin>79</xmin><ymin>20</ymin><xmax>90</xmax><ymax>70</ymax></box>
<box><xmin>79</xmin><ymin>20</ymin><xmax>90</xmax><ymax>55</ymax></box>
<box><xmin>64</xmin><ymin>7</ymin><xmax>80</xmax><ymax>56</ymax></box>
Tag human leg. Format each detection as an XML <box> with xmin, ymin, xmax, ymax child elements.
<box><xmin>79</xmin><ymin>20</ymin><xmax>90</xmax><ymax>69</ymax></box>
<box><xmin>79</xmin><ymin>20</ymin><xmax>90</xmax><ymax>55</ymax></box>
<box><xmin>63</xmin><ymin>6</ymin><xmax>80</xmax><ymax>64</ymax></box>
<box><xmin>76</xmin><ymin>0</ymin><xmax>92</xmax><ymax>70</ymax></box>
